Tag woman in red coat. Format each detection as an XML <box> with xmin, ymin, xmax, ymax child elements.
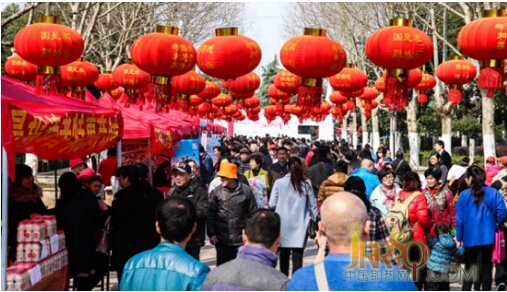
<box><xmin>399</xmin><ymin>172</ymin><xmax>434</xmax><ymax>291</ymax></box>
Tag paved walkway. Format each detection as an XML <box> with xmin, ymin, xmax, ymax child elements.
<box><xmin>90</xmin><ymin>238</ymin><xmax>477</xmax><ymax>291</ymax></box>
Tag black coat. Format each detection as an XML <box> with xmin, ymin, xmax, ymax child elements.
<box><xmin>440</xmin><ymin>150</ymin><xmax>452</xmax><ymax>171</ymax></box>
<box><xmin>110</xmin><ymin>184</ymin><xmax>163</xmax><ymax>272</ymax></box>
<box><xmin>207</xmin><ymin>183</ymin><xmax>258</xmax><ymax>246</ymax></box>
<box><xmin>8</xmin><ymin>185</ymin><xmax>47</xmax><ymax>262</ymax></box>
<box><xmin>166</xmin><ymin>178</ymin><xmax>208</xmax><ymax>248</ymax></box>
<box><xmin>307</xmin><ymin>159</ymin><xmax>335</xmax><ymax>197</ymax></box>
<box><xmin>55</xmin><ymin>189</ymin><xmax>98</xmax><ymax>276</ymax></box>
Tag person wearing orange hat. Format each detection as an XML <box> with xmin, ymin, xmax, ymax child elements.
<box><xmin>485</xmin><ymin>156</ymin><xmax>500</xmax><ymax>186</ymax></box>
<box><xmin>69</xmin><ymin>158</ymin><xmax>85</xmax><ymax>176</ymax></box>
<box><xmin>206</xmin><ymin>163</ymin><xmax>258</xmax><ymax>266</ymax></box>
<box><xmin>493</xmin><ymin>156</ymin><xmax>507</xmax><ymax>184</ymax></box>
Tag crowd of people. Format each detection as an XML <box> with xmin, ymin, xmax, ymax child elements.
<box><xmin>7</xmin><ymin>134</ymin><xmax>507</xmax><ymax>291</ymax></box>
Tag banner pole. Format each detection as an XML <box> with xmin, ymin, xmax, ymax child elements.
<box><xmin>2</xmin><ymin>147</ymin><xmax>9</xmax><ymax>290</ymax></box>
<box><xmin>148</xmin><ymin>138</ymin><xmax>153</xmax><ymax>185</ymax></box>
<box><xmin>117</xmin><ymin>140</ymin><xmax>122</xmax><ymax>168</ymax></box>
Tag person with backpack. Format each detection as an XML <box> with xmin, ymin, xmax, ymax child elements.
<box><xmin>425</xmin><ymin>224</ymin><xmax>464</xmax><ymax>291</ymax></box>
<box><xmin>492</xmin><ymin>170</ymin><xmax>507</xmax><ymax>291</ymax></box>
<box><xmin>456</xmin><ymin>165</ymin><xmax>507</xmax><ymax>291</ymax></box>
<box><xmin>387</xmin><ymin>172</ymin><xmax>433</xmax><ymax>290</ymax></box>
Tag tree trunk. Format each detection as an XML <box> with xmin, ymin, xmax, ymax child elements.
<box><xmin>352</xmin><ymin>111</ymin><xmax>358</xmax><ymax>148</ymax></box>
<box><xmin>482</xmin><ymin>90</ymin><xmax>496</xmax><ymax>162</ymax></box>
<box><xmin>358</xmin><ymin>99</ymin><xmax>369</xmax><ymax>146</ymax></box>
<box><xmin>371</xmin><ymin>107</ymin><xmax>380</xmax><ymax>151</ymax></box>
<box><xmin>341</xmin><ymin>112</ymin><xmax>350</xmax><ymax>142</ymax></box>
<box><xmin>389</xmin><ymin>113</ymin><xmax>396</xmax><ymax>153</ymax></box>
<box><xmin>407</xmin><ymin>93</ymin><xmax>420</xmax><ymax>170</ymax></box>
<box><xmin>440</xmin><ymin>114</ymin><xmax>452</xmax><ymax>155</ymax></box>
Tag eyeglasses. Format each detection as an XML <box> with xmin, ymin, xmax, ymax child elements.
<box><xmin>382</xmin><ymin>175</ymin><xmax>394</xmax><ymax>180</ymax></box>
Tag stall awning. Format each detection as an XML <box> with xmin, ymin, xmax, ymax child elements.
<box><xmin>1</xmin><ymin>76</ymin><xmax>124</xmax><ymax>177</ymax></box>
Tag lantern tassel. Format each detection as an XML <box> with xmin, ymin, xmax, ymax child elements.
<box><xmin>150</xmin><ymin>83</ymin><xmax>171</xmax><ymax>113</ymax></box>
<box><xmin>385</xmin><ymin>75</ymin><xmax>408</xmax><ymax>112</ymax></box>
<box><xmin>297</xmin><ymin>85</ymin><xmax>322</xmax><ymax>113</ymax></box>
<box><xmin>478</xmin><ymin>67</ymin><xmax>503</xmax><ymax>98</ymax></box>
<box><xmin>70</xmin><ymin>89</ymin><xmax>86</xmax><ymax>101</ymax></box>
<box><xmin>36</xmin><ymin>74</ymin><xmax>63</xmax><ymax>96</ymax></box>
<box><xmin>178</xmin><ymin>95</ymin><xmax>190</xmax><ymax>112</ymax></box>
<box><xmin>276</xmin><ymin>102</ymin><xmax>284</xmax><ymax>116</ymax></box>
<box><xmin>448</xmin><ymin>87</ymin><xmax>462</xmax><ymax>106</ymax></box>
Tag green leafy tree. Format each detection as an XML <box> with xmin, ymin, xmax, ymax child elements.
<box><xmin>257</xmin><ymin>55</ymin><xmax>281</xmax><ymax>107</ymax></box>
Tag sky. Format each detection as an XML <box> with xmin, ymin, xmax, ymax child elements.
<box><xmin>245</xmin><ymin>2</ymin><xmax>286</xmax><ymax>75</ymax></box>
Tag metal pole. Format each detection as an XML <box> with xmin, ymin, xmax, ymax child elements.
<box><xmin>389</xmin><ymin>112</ymin><xmax>396</xmax><ymax>153</ymax></box>
<box><xmin>147</xmin><ymin>138</ymin><xmax>153</xmax><ymax>185</ymax></box>
<box><xmin>54</xmin><ymin>162</ymin><xmax>58</xmax><ymax>205</ymax></box>
<box><xmin>116</xmin><ymin>141</ymin><xmax>122</xmax><ymax>168</ymax></box>
<box><xmin>2</xmin><ymin>147</ymin><xmax>9</xmax><ymax>290</ymax></box>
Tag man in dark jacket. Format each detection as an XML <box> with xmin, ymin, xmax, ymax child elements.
<box><xmin>200</xmin><ymin>145</ymin><xmax>214</xmax><ymax>186</ymax></box>
<box><xmin>203</xmin><ymin>209</ymin><xmax>289</xmax><ymax>290</ymax></box>
<box><xmin>392</xmin><ymin>150</ymin><xmax>412</xmax><ymax>181</ymax></box>
<box><xmin>207</xmin><ymin>163</ymin><xmax>258</xmax><ymax>266</ymax></box>
<box><xmin>297</xmin><ymin>138</ymin><xmax>310</xmax><ymax>159</ymax></box>
<box><xmin>434</xmin><ymin>140</ymin><xmax>452</xmax><ymax>171</ymax></box>
<box><xmin>267</xmin><ymin>147</ymin><xmax>289</xmax><ymax>194</ymax></box>
<box><xmin>307</xmin><ymin>146</ymin><xmax>335</xmax><ymax>198</ymax></box>
<box><xmin>166</xmin><ymin>162</ymin><xmax>208</xmax><ymax>260</ymax></box>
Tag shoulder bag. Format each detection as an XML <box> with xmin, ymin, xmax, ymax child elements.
<box><xmin>483</xmin><ymin>201</ymin><xmax>505</xmax><ymax>263</ymax></box>
<box><xmin>96</xmin><ymin>215</ymin><xmax>112</xmax><ymax>254</ymax></box>
<box><xmin>305</xmin><ymin>185</ymin><xmax>318</xmax><ymax>239</ymax></box>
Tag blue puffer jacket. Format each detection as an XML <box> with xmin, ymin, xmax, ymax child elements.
<box><xmin>349</xmin><ymin>167</ymin><xmax>381</xmax><ymax>199</ymax></box>
<box><xmin>426</xmin><ymin>233</ymin><xmax>464</xmax><ymax>273</ymax></box>
<box><xmin>120</xmin><ymin>242</ymin><xmax>210</xmax><ymax>291</ymax></box>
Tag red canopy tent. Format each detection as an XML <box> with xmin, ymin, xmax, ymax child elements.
<box><xmin>1</xmin><ymin>76</ymin><xmax>124</xmax><ymax>178</ymax></box>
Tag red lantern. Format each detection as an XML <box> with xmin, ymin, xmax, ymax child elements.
<box><xmin>4</xmin><ymin>54</ymin><xmax>37</xmax><ymax>82</ymax></box>
<box><xmin>212</xmin><ymin>93</ymin><xmax>233</xmax><ymax>116</ymax></box>
<box><xmin>243</xmin><ymin>96</ymin><xmax>261</xmax><ymax>111</ymax></box>
<box><xmin>231</xmin><ymin>91</ymin><xmax>255</xmax><ymax>108</ymax></box>
<box><xmin>264</xmin><ymin>105</ymin><xmax>277</xmax><ymax>116</ymax></box>
<box><xmin>329</xmin><ymin>64</ymin><xmax>368</xmax><ymax>94</ymax></box>
<box><xmin>375</xmin><ymin>77</ymin><xmax>386</xmax><ymax>92</ymax></box>
<box><xmin>197</xmin><ymin>27</ymin><xmax>261</xmax><ymax>80</ymax></box>
<box><xmin>330</xmin><ymin>91</ymin><xmax>348</xmax><ymax>105</ymax></box>
<box><xmin>197</xmin><ymin>81</ymin><xmax>221</xmax><ymax>103</ymax></box>
<box><xmin>280</xmin><ymin>28</ymin><xmax>346</xmax><ymax>112</ymax></box>
<box><xmin>130</xmin><ymin>26</ymin><xmax>196</xmax><ymax>111</ymax></box>
<box><xmin>237</xmin><ymin>113</ymin><xmax>246</xmax><ymax>121</ymax></box>
<box><xmin>274</xmin><ymin>69</ymin><xmax>301</xmax><ymax>95</ymax></box>
<box><xmin>268</xmin><ymin>84</ymin><xmax>292</xmax><ymax>116</ymax></box>
<box><xmin>113</xmin><ymin>60</ymin><xmax>150</xmax><ymax>108</ymax></box>
<box><xmin>332</xmin><ymin>106</ymin><xmax>344</xmax><ymax>122</ymax></box>
<box><xmin>458</xmin><ymin>9</ymin><xmax>507</xmax><ymax>97</ymax></box>
<box><xmin>188</xmin><ymin>95</ymin><xmax>204</xmax><ymax>116</ymax></box>
<box><xmin>365</xmin><ymin>18</ymin><xmax>433</xmax><ymax>112</ymax></box>
<box><xmin>359</xmin><ymin>87</ymin><xmax>379</xmax><ymax>117</ymax></box>
<box><xmin>171</xmin><ymin>70</ymin><xmax>205</xmax><ymax>112</ymax></box>
<box><xmin>407</xmin><ymin>68</ymin><xmax>423</xmax><ymax>89</ymax></box>
<box><xmin>414</xmin><ymin>73</ymin><xmax>436</xmax><ymax>103</ymax></box>
<box><xmin>340</xmin><ymin>88</ymin><xmax>364</xmax><ymax>98</ymax></box>
<box><xmin>94</xmin><ymin>71</ymin><xmax>118</xmax><ymax>92</ymax></box>
<box><xmin>14</xmin><ymin>15</ymin><xmax>84</xmax><ymax>95</ymax></box>
<box><xmin>221</xmin><ymin>71</ymin><xmax>260</xmax><ymax>94</ymax></box>
<box><xmin>436</xmin><ymin>56</ymin><xmax>477</xmax><ymax>105</ymax></box>
<box><xmin>61</xmin><ymin>57</ymin><xmax>99</xmax><ymax>100</ymax></box>
<box><xmin>222</xmin><ymin>104</ymin><xmax>238</xmax><ymax>121</ymax></box>
<box><xmin>342</xmin><ymin>99</ymin><xmax>356</xmax><ymax>112</ymax></box>
<box><xmin>110</xmin><ymin>87</ymin><xmax>124</xmax><ymax>100</ymax></box>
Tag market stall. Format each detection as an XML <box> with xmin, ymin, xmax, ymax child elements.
<box><xmin>1</xmin><ymin>76</ymin><xmax>124</xmax><ymax>290</ymax></box>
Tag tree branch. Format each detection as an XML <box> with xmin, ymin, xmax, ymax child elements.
<box><xmin>1</xmin><ymin>2</ymin><xmax>41</xmax><ymax>27</ymax></box>
<box><xmin>437</xmin><ymin>3</ymin><xmax>467</xmax><ymax>21</ymax></box>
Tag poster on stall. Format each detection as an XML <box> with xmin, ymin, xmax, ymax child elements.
<box><xmin>205</xmin><ymin>136</ymin><xmax>221</xmax><ymax>161</ymax></box>
<box><xmin>171</xmin><ymin>139</ymin><xmax>200</xmax><ymax>175</ymax></box>
<box><xmin>121</xmin><ymin>139</ymin><xmax>148</xmax><ymax>165</ymax></box>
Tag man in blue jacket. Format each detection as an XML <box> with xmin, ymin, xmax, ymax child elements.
<box><xmin>349</xmin><ymin>158</ymin><xmax>381</xmax><ymax>199</ymax></box>
<box><xmin>200</xmin><ymin>144</ymin><xmax>214</xmax><ymax>187</ymax></box>
<box><xmin>120</xmin><ymin>197</ymin><xmax>210</xmax><ymax>291</ymax></box>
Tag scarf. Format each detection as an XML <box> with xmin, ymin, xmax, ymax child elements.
<box><xmin>381</xmin><ymin>184</ymin><xmax>396</xmax><ymax>210</ymax></box>
<box><xmin>9</xmin><ymin>184</ymin><xmax>42</xmax><ymax>203</ymax></box>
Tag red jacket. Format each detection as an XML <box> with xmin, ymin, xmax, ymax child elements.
<box><xmin>98</xmin><ymin>156</ymin><xmax>118</xmax><ymax>187</ymax></box>
<box><xmin>399</xmin><ymin>190</ymin><xmax>434</xmax><ymax>245</ymax></box>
